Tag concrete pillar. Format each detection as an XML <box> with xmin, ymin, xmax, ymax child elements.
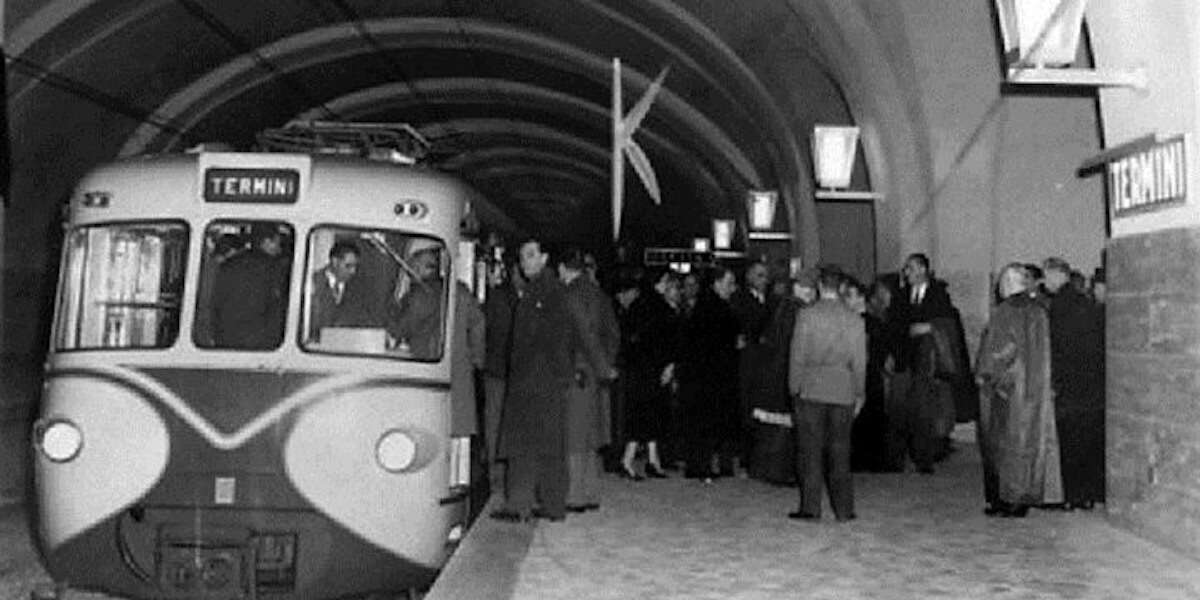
<box><xmin>1089</xmin><ymin>0</ymin><xmax>1200</xmax><ymax>559</ymax></box>
<box><xmin>1106</xmin><ymin>229</ymin><xmax>1200</xmax><ymax>557</ymax></box>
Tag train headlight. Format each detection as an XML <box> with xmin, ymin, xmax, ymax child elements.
<box><xmin>36</xmin><ymin>419</ymin><xmax>83</xmax><ymax>463</ymax></box>
<box><xmin>375</xmin><ymin>430</ymin><xmax>417</xmax><ymax>473</ymax></box>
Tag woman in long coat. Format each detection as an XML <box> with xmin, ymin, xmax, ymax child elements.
<box><xmin>976</xmin><ymin>263</ymin><xmax>1064</xmax><ymax>518</ymax></box>
<box><xmin>619</xmin><ymin>270</ymin><xmax>683</xmax><ymax>479</ymax></box>
<box><xmin>679</xmin><ymin>266</ymin><xmax>741</xmax><ymax>480</ymax></box>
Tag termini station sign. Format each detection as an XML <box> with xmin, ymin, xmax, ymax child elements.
<box><xmin>1103</xmin><ymin>134</ymin><xmax>1187</xmax><ymax>218</ymax></box>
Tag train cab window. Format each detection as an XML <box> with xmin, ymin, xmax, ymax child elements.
<box><xmin>302</xmin><ymin>226</ymin><xmax>448</xmax><ymax>361</ymax></box>
<box><xmin>55</xmin><ymin>222</ymin><xmax>188</xmax><ymax>350</ymax></box>
<box><xmin>194</xmin><ymin>221</ymin><xmax>294</xmax><ymax>350</ymax></box>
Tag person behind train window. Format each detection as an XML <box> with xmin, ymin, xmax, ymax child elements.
<box><xmin>976</xmin><ymin>263</ymin><xmax>1063</xmax><ymax>518</ymax></box>
<box><xmin>679</xmin><ymin>266</ymin><xmax>741</xmax><ymax>482</ymax></box>
<box><xmin>212</xmin><ymin>223</ymin><xmax>289</xmax><ymax>349</ymax></box>
<box><xmin>196</xmin><ymin>233</ymin><xmax>245</xmax><ymax>347</ymax></box>
<box><xmin>558</xmin><ymin>247</ymin><xmax>620</xmax><ymax>512</ymax></box>
<box><xmin>492</xmin><ymin>237</ymin><xmax>575</xmax><ymax>523</ymax></box>
<box><xmin>307</xmin><ymin>241</ymin><xmax>372</xmax><ymax>343</ymax></box>
<box><xmin>788</xmin><ymin>267</ymin><xmax>866</xmax><ymax>522</ymax></box>
<box><xmin>388</xmin><ymin>247</ymin><xmax>445</xmax><ymax>359</ymax></box>
<box><xmin>1042</xmin><ymin>257</ymin><xmax>1105</xmax><ymax>510</ymax></box>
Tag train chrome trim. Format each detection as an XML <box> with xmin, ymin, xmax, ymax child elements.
<box><xmin>47</xmin><ymin>364</ymin><xmax>448</xmax><ymax>451</ymax></box>
<box><xmin>36</xmin><ymin>373</ymin><xmax>170</xmax><ymax>550</ymax></box>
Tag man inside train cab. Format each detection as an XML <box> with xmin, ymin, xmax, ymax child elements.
<box><xmin>307</xmin><ymin>241</ymin><xmax>371</xmax><ymax>343</ymax></box>
<box><xmin>211</xmin><ymin>223</ymin><xmax>289</xmax><ymax>349</ymax></box>
<box><xmin>387</xmin><ymin>246</ymin><xmax>446</xmax><ymax>359</ymax></box>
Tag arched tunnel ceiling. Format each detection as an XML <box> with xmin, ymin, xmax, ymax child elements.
<box><xmin>7</xmin><ymin>0</ymin><xmax>861</xmax><ymax>252</ymax></box>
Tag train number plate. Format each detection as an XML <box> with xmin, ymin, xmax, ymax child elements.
<box><xmin>214</xmin><ymin>477</ymin><xmax>236</xmax><ymax>505</ymax></box>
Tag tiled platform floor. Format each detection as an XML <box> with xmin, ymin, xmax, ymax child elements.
<box><xmin>497</xmin><ymin>444</ymin><xmax>1200</xmax><ymax>600</ymax></box>
<box><xmin>6</xmin><ymin>442</ymin><xmax>1200</xmax><ymax>599</ymax></box>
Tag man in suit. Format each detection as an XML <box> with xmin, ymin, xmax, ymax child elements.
<box><xmin>307</xmin><ymin>241</ymin><xmax>371</xmax><ymax>343</ymax></box>
<box><xmin>890</xmin><ymin>252</ymin><xmax>971</xmax><ymax>474</ymax></box>
<box><xmin>788</xmin><ymin>267</ymin><xmax>866</xmax><ymax>522</ymax></box>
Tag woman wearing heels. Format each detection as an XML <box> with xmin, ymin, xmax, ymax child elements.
<box><xmin>619</xmin><ymin>269</ymin><xmax>683</xmax><ymax>479</ymax></box>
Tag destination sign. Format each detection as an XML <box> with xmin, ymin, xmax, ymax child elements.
<box><xmin>204</xmin><ymin>168</ymin><xmax>300</xmax><ymax>204</ymax></box>
<box><xmin>644</xmin><ymin>247</ymin><xmax>715</xmax><ymax>267</ymax></box>
<box><xmin>1107</xmin><ymin>135</ymin><xmax>1187</xmax><ymax>218</ymax></box>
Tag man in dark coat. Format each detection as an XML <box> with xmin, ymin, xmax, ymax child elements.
<box><xmin>212</xmin><ymin>223</ymin><xmax>289</xmax><ymax>349</ymax></box>
<box><xmin>483</xmin><ymin>261</ymin><xmax>520</xmax><ymax>481</ymax></box>
<box><xmin>492</xmin><ymin>238</ymin><xmax>575</xmax><ymax>522</ymax></box>
<box><xmin>890</xmin><ymin>253</ymin><xmax>973</xmax><ymax>474</ymax></box>
<box><xmin>559</xmin><ymin>248</ymin><xmax>619</xmax><ymax>512</ymax></box>
<box><xmin>1043</xmin><ymin>257</ymin><xmax>1105</xmax><ymax>509</ymax></box>
<box><xmin>730</xmin><ymin>261</ymin><xmax>776</xmax><ymax>478</ymax></box>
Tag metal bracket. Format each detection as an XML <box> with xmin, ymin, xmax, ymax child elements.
<box><xmin>814</xmin><ymin>190</ymin><xmax>883</xmax><ymax>201</ymax></box>
<box><xmin>1007</xmin><ymin>66</ymin><xmax>1148</xmax><ymax>91</ymax></box>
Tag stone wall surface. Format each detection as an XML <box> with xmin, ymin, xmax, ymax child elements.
<box><xmin>1107</xmin><ymin>227</ymin><xmax>1200</xmax><ymax>558</ymax></box>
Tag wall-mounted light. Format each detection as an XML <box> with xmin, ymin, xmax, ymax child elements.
<box><xmin>746</xmin><ymin>190</ymin><xmax>778</xmax><ymax>231</ymax></box>
<box><xmin>995</xmin><ymin>0</ymin><xmax>1146</xmax><ymax>90</ymax></box>
<box><xmin>712</xmin><ymin>219</ymin><xmax>735</xmax><ymax>251</ymax></box>
<box><xmin>812</xmin><ymin>125</ymin><xmax>860</xmax><ymax>190</ymax></box>
<box><xmin>692</xmin><ymin>237</ymin><xmax>711</xmax><ymax>252</ymax></box>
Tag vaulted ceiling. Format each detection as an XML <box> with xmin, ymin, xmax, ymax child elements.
<box><xmin>6</xmin><ymin>0</ymin><xmax>861</xmax><ymax>255</ymax></box>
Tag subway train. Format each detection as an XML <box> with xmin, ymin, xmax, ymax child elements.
<box><xmin>31</xmin><ymin>148</ymin><xmax>481</xmax><ymax>599</ymax></box>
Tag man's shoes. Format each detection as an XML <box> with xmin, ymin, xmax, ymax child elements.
<box><xmin>582</xmin><ymin>502</ymin><xmax>600</xmax><ymax>511</ymax></box>
<box><xmin>566</xmin><ymin>503</ymin><xmax>599</xmax><ymax>513</ymax></box>
<box><xmin>489</xmin><ymin>509</ymin><xmax>528</xmax><ymax>523</ymax></box>
<box><xmin>916</xmin><ymin>465</ymin><xmax>935</xmax><ymax>475</ymax></box>
<box><xmin>787</xmin><ymin>511</ymin><xmax>820</xmax><ymax>521</ymax></box>
<box><xmin>531</xmin><ymin>508</ymin><xmax>565</xmax><ymax>522</ymax></box>
<box><xmin>835</xmin><ymin>513</ymin><xmax>858</xmax><ymax>523</ymax></box>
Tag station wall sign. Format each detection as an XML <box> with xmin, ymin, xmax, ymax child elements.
<box><xmin>1105</xmin><ymin>134</ymin><xmax>1187</xmax><ymax>218</ymax></box>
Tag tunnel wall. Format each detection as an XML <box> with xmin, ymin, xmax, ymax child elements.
<box><xmin>853</xmin><ymin>0</ymin><xmax>1105</xmax><ymax>354</ymax></box>
<box><xmin>1089</xmin><ymin>0</ymin><xmax>1200</xmax><ymax>559</ymax></box>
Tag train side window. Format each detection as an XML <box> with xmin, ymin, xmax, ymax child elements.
<box><xmin>55</xmin><ymin>222</ymin><xmax>188</xmax><ymax>350</ymax></box>
<box><xmin>301</xmin><ymin>226</ymin><xmax>448</xmax><ymax>361</ymax></box>
<box><xmin>194</xmin><ymin>221</ymin><xmax>294</xmax><ymax>350</ymax></box>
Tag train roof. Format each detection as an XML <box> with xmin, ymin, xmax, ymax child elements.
<box><xmin>70</xmin><ymin>152</ymin><xmax>520</xmax><ymax>236</ymax></box>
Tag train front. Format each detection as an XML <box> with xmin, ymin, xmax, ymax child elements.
<box><xmin>32</xmin><ymin>153</ymin><xmax>472</xmax><ymax>599</ymax></box>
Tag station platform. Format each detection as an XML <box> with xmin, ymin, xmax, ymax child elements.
<box><xmin>430</xmin><ymin>443</ymin><xmax>1200</xmax><ymax>600</ymax></box>
<box><xmin>5</xmin><ymin>443</ymin><xmax>1200</xmax><ymax>599</ymax></box>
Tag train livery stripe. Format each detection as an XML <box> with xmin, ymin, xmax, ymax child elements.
<box><xmin>47</xmin><ymin>365</ymin><xmax>449</xmax><ymax>450</ymax></box>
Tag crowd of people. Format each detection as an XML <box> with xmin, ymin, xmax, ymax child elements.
<box><xmin>474</xmin><ymin>236</ymin><xmax>1106</xmax><ymax>524</ymax></box>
